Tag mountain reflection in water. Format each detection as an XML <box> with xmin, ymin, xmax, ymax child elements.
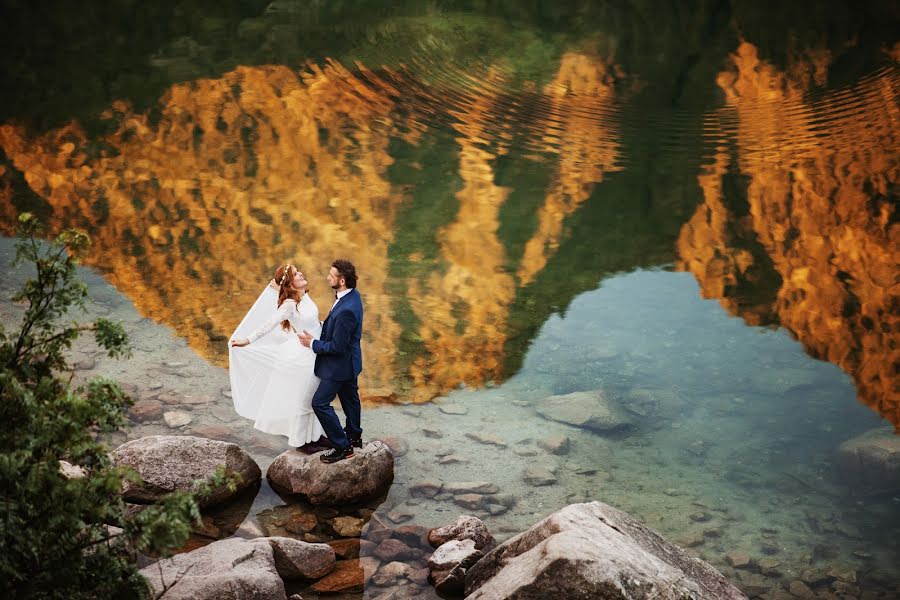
<box><xmin>0</xmin><ymin>8</ymin><xmax>897</xmax><ymax>426</ymax></box>
<box><xmin>678</xmin><ymin>43</ymin><xmax>899</xmax><ymax>427</ymax></box>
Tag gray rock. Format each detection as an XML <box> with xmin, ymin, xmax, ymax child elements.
<box><xmin>410</xmin><ymin>480</ymin><xmax>443</xmax><ymax>498</ymax></box>
<box><xmin>486</xmin><ymin>504</ymin><xmax>508</xmax><ymax>516</ymax></box>
<box><xmin>386</xmin><ymin>510</ymin><xmax>414</xmax><ymax>524</ymax></box>
<box><xmin>522</xmin><ymin>466</ymin><xmax>557</xmax><ymax>487</ymax></box>
<box><xmin>439</xmin><ymin>454</ymin><xmax>469</xmax><ymax>465</ymax></box>
<box><xmin>75</xmin><ymin>356</ymin><xmax>97</xmax><ymax>371</ymax></box>
<box><xmin>267</xmin><ymin>536</ymin><xmax>335</xmax><ymax>579</ymax></box>
<box><xmin>835</xmin><ymin>427</ymin><xmax>900</xmax><ymax>491</ymax></box>
<box><xmin>156</xmin><ymin>391</ymin><xmax>183</xmax><ymax>405</ymax></box>
<box><xmin>113</xmin><ymin>435</ymin><xmax>261</xmax><ymax>507</ymax></box>
<box><xmin>181</xmin><ymin>394</ymin><xmax>211</xmax><ymax>405</ymax></box>
<box><xmin>535</xmin><ymin>390</ymin><xmax>633</xmax><ymax>433</ymax></box>
<box><xmin>429</xmin><ymin>539</ymin><xmax>484</xmax><ymax>597</ymax></box>
<box><xmin>163</xmin><ymin>411</ymin><xmax>192</xmax><ymax>428</ymax></box>
<box><xmin>433</xmin><ymin>564</ymin><xmax>467</xmax><ymax>597</ymax></box>
<box><xmin>465</xmin><ymin>502</ymin><xmax>747</xmax><ymax>600</ymax></box>
<box><xmin>267</xmin><ymin>442</ymin><xmax>394</xmax><ymax>505</ymax></box>
<box><xmin>374</xmin><ymin>538</ymin><xmax>415</xmax><ymax>561</ymax></box>
<box><xmin>372</xmin><ymin>561</ymin><xmax>413</xmax><ymax>586</ymax></box>
<box><xmin>538</xmin><ymin>435</ymin><xmax>571</xmax><ymax>455</ymax></box>
<box><xmin>429</xmin><ymin>538</ymin><xmax>483</xmax><ymax>571</ymax></box>
<box><xmin>453</xmin><ymin>494</ymin><xmax>484</xmax><ymax>510</ymax></box>
<box><xmin>491</xmin><ymin>493</ymin><xmax>517</xmax><ymax>508</ymax></box>
<box><xmin>444</xmin><ymin>481</ymin><xmax>498</xmax><ymax>495</ymax></box>
<box><xmin>465</xmin><ymin>432</ymin><xmax>507</xmax><ymax>447</ymax></box>
<box><xmin>429</xmin><ymin>515</ymin><xmax>495</xmax><ymax>551</ymax></box>
<box><xmin>129</xmin><ymin>399</ymin><xmax>164</xmax><ymax>423</ymax></box>
<box><xmin>140</xmin><ymin>537</ymin><xmax>286</xmax><ymax>599</ymax></box>
<box><xmin>209</xmin><ymin>404</ymin><xmax>240</xmax><ymax>423</ymax></box>
<box><xmin>376</xmin><ymin>436</ymin><xmax>408</xmax><ymax>458</ymax></box>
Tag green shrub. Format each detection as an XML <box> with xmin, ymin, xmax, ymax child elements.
<box><xmin>0</xmin><ymin>214</ymin><xmax>204</xmax><ymax>599</ymax></box>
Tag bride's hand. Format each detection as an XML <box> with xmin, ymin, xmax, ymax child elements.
<box><xmin>231</xmin><ymin>338</ymin><xmax>250</xmax><ymax>347</ymax></box>
<box><xmin>268</xmin><ymin>279</ymin><xmax>280</xmax><ymax>291</ymax></box>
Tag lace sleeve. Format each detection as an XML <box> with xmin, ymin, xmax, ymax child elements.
<box><xmin>247</xmin><ymin>300</ymin><xmax>297</xmax><ymax>343</ymax></box>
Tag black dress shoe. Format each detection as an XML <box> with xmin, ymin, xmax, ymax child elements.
<box><xmin>298</xmin><ymin>442</ymin><xmax>329</xmax><ymax>455</ymax></box>
<box><xmin>314</xmin><ymin>435</ymin><xmax>334</xmax><ymax>449</ymax></box>
<box><xmin>297</xmin><ymin>442</ymin><xmax>319</xmax><ymax>455</ymax></box>
<box><xmin>320</xmin><ymin>446</ymin><xmax>354</xmax><ymax>463</ymax></box>
<box><xmin>349</xmin><ymin>437</ymin><xmax>363</xmax><ymax>449</ymax></box>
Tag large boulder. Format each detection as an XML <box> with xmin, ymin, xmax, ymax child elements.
<box><xmin>267</xmin><ymin>441</ymin><xmax>394</xmax><ymax>505</ymax></box>
<box><xmin>836</xmin><ymin>427</ymin><xmax>900</xmax><ymax>491</ymax></box>
<box><xmin>141</xmin><ymin>538</ymin><xmax>284</xmax><ymax>599</ymax></box>
<box><xmin>535</xmin><ymin>390</ymin><xmax>633</xmax><ymax>433</ymax></box>
<box><xmin>465</xmin><ymin>502</ymin><xmax>747</xmax><ymax>600</ymax></box>
<box><xmin>113</xmin><ymin>435</ymin><xmax>261</xmax><ymax>507</ymax></box>
<box><xmin>140</xmin><ymin>537</ymin><xmax>336</xmax><ymax>599</ymax></box>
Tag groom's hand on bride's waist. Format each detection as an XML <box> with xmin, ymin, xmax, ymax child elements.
<box><xmin>298</xmin><ymin>330</ymin><xmax>314</xmax><ymax>348</ymax></box>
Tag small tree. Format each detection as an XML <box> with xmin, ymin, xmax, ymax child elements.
<box><xmin>0</xmin><ymin>214</ymin><xmax>206</xmax><ymax>599</ymax></box>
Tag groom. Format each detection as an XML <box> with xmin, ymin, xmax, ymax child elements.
<box><xmin>298</xmin><ymin>259</ymin><xmax>363</xmax><ymax>463</ymax></box>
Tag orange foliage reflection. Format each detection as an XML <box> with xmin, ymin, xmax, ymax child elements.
<box><xmin>518</xmin><ymin>52</ymin><xmax>623</xmax><ymax>285</ymax></box>
<box><xmin>0</xmin><ymin>52</ymin><xmax>626</xmax><ymax>403</ymax></box>
<box><xmin>0</xmin><ymin>60</ymin><xmax>404</xmax><ymax>396</ymax></box>
<box><xmin>677</xmin><ymin>43</ymin><xmax>900</xmax><ymax>427</ymax></box>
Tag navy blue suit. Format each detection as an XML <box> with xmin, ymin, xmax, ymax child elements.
<box><xmin>310</xmin><ymin>288</ymin><xmax>363</xmax><ymax>449</ymax></box>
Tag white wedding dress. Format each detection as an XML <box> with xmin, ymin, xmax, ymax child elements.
<box><xmin>228</xmin><ymin>287</ymin><xmax>325</xmax><ymax>446</ymax></box>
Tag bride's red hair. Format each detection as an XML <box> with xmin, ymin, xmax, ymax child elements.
<box><xmin>274</xmin><ymin>264</ymin><xmax>302</xmax><ymax>331</ymax></box>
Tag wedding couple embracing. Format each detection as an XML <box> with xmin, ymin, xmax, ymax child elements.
<box><xmin>228</xmin><ymin>260</ymin><xmax>362</xmax><ymax>464</ymax></box>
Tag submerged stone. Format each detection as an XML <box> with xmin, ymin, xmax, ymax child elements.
<box><xmin>835</xmin><ymin>427</ymin><xmax>900</xmax><ymax>492</ymax></box>
<box><xmin>535</xmin><ymin>390</ymin><xmax>633</xmax><ymax>433</ymax></box>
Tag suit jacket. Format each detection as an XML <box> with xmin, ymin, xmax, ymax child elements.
<box><xmin>311</xmin><ymin>288</ymin><xmax>363</xmax><ymax>381</ymax></box>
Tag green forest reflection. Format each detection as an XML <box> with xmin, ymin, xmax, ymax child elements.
<box><xmin>0</xmin><ymin>2</ymin><xmax>897</xmax><ymax>423</ymax></box>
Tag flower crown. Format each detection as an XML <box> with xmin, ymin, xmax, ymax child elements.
<box><xmin>279</xmin><ymin>264</ymin><xmax>293</xmax><ymax>286</ymax></box>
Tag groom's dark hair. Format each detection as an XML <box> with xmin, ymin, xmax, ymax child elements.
<box><xmin>332</xmin><ymin>259</ymin><xmax>358</xmax><ymax>288</ymax></box>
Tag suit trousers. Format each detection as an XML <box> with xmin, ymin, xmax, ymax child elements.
<box><xmin>311</xmin><ymin>377</ymin><xmax>362</xmax><ymax>450</ymax></box>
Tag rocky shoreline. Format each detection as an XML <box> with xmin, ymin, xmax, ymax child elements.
<box><xmin>2</xmin><ymin>237</ymin><xmax>899</xmax><ymax>598</ymax></box>
<box><xmin>108</xmin><ymin>431</ymin><xmax>899</xmax><ymax>600</ymax></box>
<box><xmin>115</xmin><ymin>434</ymin><xmax>749</xmax><ymax>599</ymax></box>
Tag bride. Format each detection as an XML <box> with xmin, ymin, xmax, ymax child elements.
<box><xmin>229</xmin><ymin>264</ymin><xmax>327</xmax><ymax>449</ymax></box>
